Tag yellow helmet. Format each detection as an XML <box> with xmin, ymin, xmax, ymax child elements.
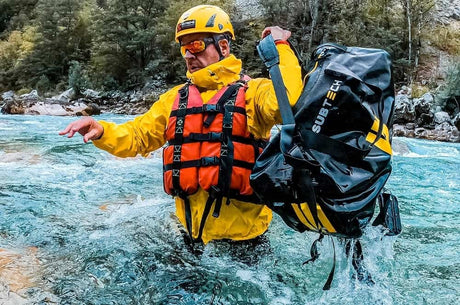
<box><xmin>175</xmin><ymin>5</ymin><xmax>235</xmax><ymax>42</ymax></box>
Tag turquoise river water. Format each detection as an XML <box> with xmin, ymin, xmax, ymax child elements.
<box><xmin>0</xmin><ymin>114</ymin><xmax>458</xmax><ymax>304</ymax></box>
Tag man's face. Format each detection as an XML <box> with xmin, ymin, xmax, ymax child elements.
<box><xmin>180</xmin><ymin>33</ymin><xmax>221</xmax><ymax>73</ymax></box>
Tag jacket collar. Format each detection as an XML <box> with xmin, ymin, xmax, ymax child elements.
<box><xmin>186</xmin><ymin>55</ymin><xmax>242</xmax><ymax>90</ymax></box>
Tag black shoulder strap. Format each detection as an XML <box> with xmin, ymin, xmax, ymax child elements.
<box><xmin>257</xmin><ymin>35</ymin><xmax>295</xmax><ymax>125</ymax></box>
<box><xmin>204</xmin><ymin>83</ymin><xmax>241</xmax><ymax>127</ymax></box>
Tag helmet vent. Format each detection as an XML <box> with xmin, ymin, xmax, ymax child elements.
<box><xmin>205</xmin><ymin>14</ymin><xmax>216</xmax><ymax>27</ymax></box>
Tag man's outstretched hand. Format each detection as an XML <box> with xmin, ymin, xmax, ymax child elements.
<box><xmin>59</xmin><ymin>117</ymin><xmax>104</xmax><ymax>143</ymax></box>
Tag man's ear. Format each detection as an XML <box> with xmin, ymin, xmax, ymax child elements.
<box><xmin>218</xmin><ymin>39</ymin><xmax>230</xmax><ymax>57</ymax></box>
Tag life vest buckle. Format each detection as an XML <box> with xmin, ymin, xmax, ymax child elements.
<box><xmin>203</xmin><ymin>104</ymin><xmax>221</xmax><ymax>112</ymax></box>
<box><xmin>201</xmin><ymin>156</ymin><xmax>220</xmax><ymax>166</ymax></box>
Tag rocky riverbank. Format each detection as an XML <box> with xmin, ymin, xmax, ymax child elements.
<box><xmin>1</xmin><ymin>85</ymin><xmax>459</xmax><ymax>143</ymax></box>
<box><xmin>393</xmin><ymin>87</ymin><xmax>459</xmax><ymax>142</ymax></box>
<box><xmin>0</xmin><ymin>81</ymin><xmax>165</xmax><ymax>117</ymax></box>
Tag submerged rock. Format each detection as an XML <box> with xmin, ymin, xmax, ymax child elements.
<box><xmin>0</xmin><ymin>247</ymin><xmax>40</xmax><ymax>300</ymax></box>
<box><xmin>392</xmin><ymin>138</ymin><xmax>411</xmax><ymax>155</ymax></box>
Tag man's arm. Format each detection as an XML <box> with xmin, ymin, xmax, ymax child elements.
<box><xmin>59</xmin><ymin>86</ymin><xmax>181</xmax><ymax>157</ymax></box>
<box><xmin>245</xmin><ymin>26</ymin><xmax>303</xmax><ymax>139</ymax></box>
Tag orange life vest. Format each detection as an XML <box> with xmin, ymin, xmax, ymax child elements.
<box><xmin>163</xmin><ymin>80</ymin><xmax>266</xmax><ymax>241</ymax></box>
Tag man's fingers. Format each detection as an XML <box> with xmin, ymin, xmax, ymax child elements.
<box><xmin>59</xmin><ymin>123</ymin><xmax>79</xmax><ymax>138</ymax></box>
<box><xmin>59</xmin><ymin>119</ymin><xmax>89</xmax><ymax>139</ymax></box>
<box><xmin>261</xmin><ymin>30</ymin><xmax>269</xmax><ymax>38</ymax></box>
<box><xmin>83</xmin><ymin>128</ymin><xmax>99</xmax><ymax>143</ymax></box>
<box><xmin>261</xmin><ymin>26</ymin><xmax>290</xmax><ymax>41</ymax></box>
<box><xmin>58</xmin><ymin>123</ymin><xmax>73</xmax><ymax>135</ymax></box>
<box><xmin>284</xmin><ymin>30</ymin><xmax>292</xmax><ymax>40</ymax></box>
<box><xmin>59</xmin><ymin>118</ymin><xmax>101</xmax><ymax>143</ymax></box>
<box><xmin>67</xmin><ymin>129</ymin><xmax>77</xmax><ymax>138</ymax></box>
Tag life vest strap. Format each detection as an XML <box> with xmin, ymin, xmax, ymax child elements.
<box><xmin>167</xmin><ymin>133</ymin><xmax>258</xmax><ymax>145</ymax></box>
<box><xmin>196</xmin><ymin>185</ymin><xmax>221</xmax><ymax>242</ymax></box>
<box><xmin>176</xmin><ymin>191</ymin><xmax>194</xmax><ymax>243</ymax></box>
<box><xmin>163</xmin><ymin>157</ymin><xmax>254</xmax><ymax>171</ymax></box>
<box><xmin>204</xmin><ymin>84</ymin><xmax>241</xmax><ymax>127</ymax></box>
<box><xmin>169</xmin><ymin>104</ymin><xmax>246</xmax><ymax>118</ymax></box>
<box><xmin>172</xmin><ymin>85</ymin><xmax>190</xmax><ymax>192</ymax></box>
<box><xmin>195</xmin><ymin>185</ymin><xmax>262</xmax><ymax>242</ymax></box>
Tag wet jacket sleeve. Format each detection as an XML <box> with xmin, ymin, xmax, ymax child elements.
<box><xmin>92</xmin><ymin>86</ymin><xmax>181</xmax><ymax>157</ymax></box>
<box><xmin>245</xmin><ymin>43</ymin><xmax>303</xmax><ymax>139</ymax></box>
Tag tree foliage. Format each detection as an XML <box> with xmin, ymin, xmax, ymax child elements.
<box><xmin>89</xmin><ymin>0</ymin><xmax>169</xmax><ymax>90</ymax></box>
<box><xmin>0</xmin><ymin>0</ymin><xmax>454</xmax><ymax>101</ymax></box>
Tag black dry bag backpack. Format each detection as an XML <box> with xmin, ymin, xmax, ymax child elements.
<box><xmin>250</xmin><ymin>36</ymin><xmax>400</xmax><ymax>238</ymax></box>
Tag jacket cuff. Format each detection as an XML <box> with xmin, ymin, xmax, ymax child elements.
<box><xmin>92</xmin><ymin>121</ymin><xmax>111</xmax><ymax>148</ymax></box>
<box><xmin>275</xmin><ymin>40</ymin><xmax>289</xmax><ymax>46</ymax></box>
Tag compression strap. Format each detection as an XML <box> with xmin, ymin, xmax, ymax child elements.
<box><xmin>303</xmin><ymin>234</ymin><xmax>336</xmax><ymax>290</ymax></box>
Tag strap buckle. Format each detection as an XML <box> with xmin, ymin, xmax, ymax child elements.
<box><xmin>201</xmin><ymin>156</ymin><xmax>220</xmax><ymax>166</ymax></box>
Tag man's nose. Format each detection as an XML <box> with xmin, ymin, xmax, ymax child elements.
<box><xmin>184</xmin><ymin>50</ymin><xmax>196</xmax><ymax>59</ymax></box>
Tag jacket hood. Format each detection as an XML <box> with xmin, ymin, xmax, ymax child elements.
<box><xmin>186</xmin><ymin>55</ymin><xmax>242</xmax><ymax>90</ymax></box>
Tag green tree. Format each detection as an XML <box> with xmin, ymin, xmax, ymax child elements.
<box><xmin>69</xmin><ymin>60</ymin><xmax>89</xmax><ymax>96</ymax></box>
<box><xmin>258</xmin><ymin>0</ymin><xmax>414</xmax><ymax>83</ymax></box>
<box><xmin>12</xmin><ymin>0</ymin><xmax>90</xmax><ymax>91</ymax></box>
<box><xmin>89</xmin><ymin>0</ymin><xmax>169</xmax><ymax>89</ymax></box>
<box><xmin>0</xmin><ymin>27</ymin><xmax>36</xmax><ymax>91</ymax></box>
<box><xmin>36</xmin><ymin>74</ymin><xmax>50</xmax><ymax>93</ymax></box>
<box><xmin>0</xmin><ymin>0</ymin><xmax>39</xmax><ymax>37</ymax></box>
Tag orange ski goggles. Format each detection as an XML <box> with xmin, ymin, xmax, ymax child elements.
<box><xmin>180</xmin><ymin>38</ymin><xmax>215</xmax><ymax>57</ymax></box>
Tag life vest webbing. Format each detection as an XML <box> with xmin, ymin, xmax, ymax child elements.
<box><xmin>203</xmin><ymin>83</ymin><xmax>241</xmax><ymax>127</ymax></box>
<box><xmin>196</xmin><ymin>83</ymin><xmax>241</xmax><ymax>242</ymax></box>
<box><xmin>163</xmin><ymin>157</ymin><xmax>254</xmax><ymax>171</ymax></box>
<box><xmin>214</xmin><ymin>84</ymin><xmax>240</xmax><ymax>217</ymax></box>
<box><xmin>172</xmin><ymin>85</ymin><xmax>189</xmax><ymax>192</ymax></box>
<box><xmin>169</xmin><ymin>104</ymin><xmax>246</xmax><ymax>117</ymax></box>
<box><xmin>167</xmin><ymin>132</ymin><xmax>256</xmax><ymax>145</ymax></box>
<box><xmin>173</xmin><ymin>85</ymin><xmax>193</xmax><ymax>240</ymax></box>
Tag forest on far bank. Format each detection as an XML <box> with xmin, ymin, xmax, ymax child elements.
<box><xmin>0</xmin><ymin>0</ymin><xmax>458</xmax><ymax>107</ymax></box>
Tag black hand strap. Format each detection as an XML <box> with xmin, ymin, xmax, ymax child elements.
<box><xmin>257</xmin><ymin>35</ymin><xmax>295</xmax><ymax>125</ymax></box>
<box><xmin>257</xmin><ymin>35</ymin><xmax>299</xmax><ymax>159</ymax></box>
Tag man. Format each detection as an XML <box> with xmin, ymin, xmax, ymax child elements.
<box><xmin>59</xmin><ymin>5</ymin><xmax>303</xmax><ymax>245</ymax></box>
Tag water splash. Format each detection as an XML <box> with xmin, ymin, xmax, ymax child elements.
<box><xmin>0</xmin><ymin>115</ymin><xmax>458</xmax><ymax>304</ymax></box>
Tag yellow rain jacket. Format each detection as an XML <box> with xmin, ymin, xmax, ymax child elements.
<box><xmin>93</xmin><ymin>44</ymin><xmax>303</xmax><ymax>244</ymax></box>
